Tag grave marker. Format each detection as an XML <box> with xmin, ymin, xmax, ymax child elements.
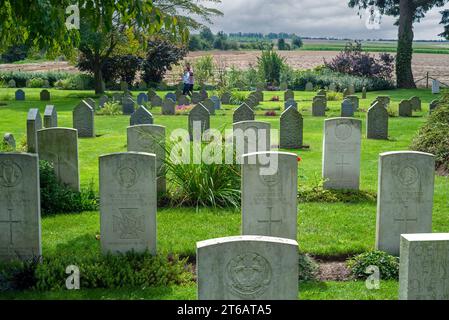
<box><xmin>137</xmin><ymin>93</ymin><xmax>149</xmax><ymax>105</ymax></box>
<box><xmin>410</xmin><ymin>96</ymin><xmax>422</xmax><ymax>111</ymax></box>
<box><xmin>233</xmin><ymin>103</ymin><xmax>255</xmax><ymax>123</ymax></box>
<box><xmin>284</xmin><ymin>99</ymin><xmax>297</xmax><ymax>111</ymax></box>
<box><xmin>130</xmin><ymin>106</ymin><xmax>153</xmax><ymax>126</ymax></box>
<box><xmin>242</xmin><ymin>152</ymin><xmax>298</xmax><ymax>240</ymax></box>
<box><xmin>40</xmin><ymin>90</ymin><xmax>50</xmax><ymax>101</ymax></box>
<box><xmin>122</xmin><ymin>97</ymin><xmax>135</xmax><ymax>115</ymax></box>
<box><xmin>73</xmin><ymin>101</ymin><xmax>95</xmax><ymax>138</ymax></box>
<box><xmin>280</xmin><ymin>107</ymin><xmax>303</xmax><ymax>149</ymax></box>
<box><xmin>399</xmin><ymin>233</ymin><xmax>449</xmax><ymax>300</ymax></box>
<box><xmin>37</xmin><ymin>128</ymin><xmax>80</xmax><ymax>192</ymax></box>
<box><xmin>27</xmin><ymin>109</ymin><xmax>42</xmax><ymax>153</ymax></box>
<box><xmin>284</xmin><ymin>90</ymin><xmax>294</xmax><ymax>101</ymax></box>
<box><xmin>100</xmin><ymin>152</ymin><xmax>157</xmax><ymax>255</ymax></box>
<box><xmin>341</xmin><ymin>99</ymin><xmax>354</xmax><ymax>117</ymax></box>
<box><xmin>399</xmin><ymin>100</ymin><xmax>413</xmax><ymax>117</ymax></box>
<box><xmin>127</xmin><ymin>125</ymin><xmax>166</xmax><ymax>195</ymax></box>
<box><xmin>188</xmin><ymin>104</ymin><xmax>210</xmax><ymax>141</ymax></box>
<box><xmin>0</xmin><ymin>153</ymin><xmax>41</xmax><ymax>262</ymax></box>
<box><xmin>376</xmin><ymin>151</ymin><xmax>435</xmax><ymax>256</ymax></box>
<box><xmin>44</xmin><ymin>105</ymin><xmax>58</xmax><ymax>128</ymax></box>
<box><xmin>312</xmin><ymin>97</ymin><xmax>326</xmax><ymax>117</ymax></box>
<box><xmin>197</xmin><ymin>236</ymin><xmax>299</xmax><ymax>300</ymax></box>
<box><xmin>366</xmin><ymin>101</ymin><xmax>388</xmax><ymax>140</ymax></box>
<box><xmin>15</xmin><ymin>89</ymin><xmax>25</xmax><ymax>101</ymax></box>
<box><xmin>233</xmin><ymin>121</ymin><xmax>271</xmax><ymax>160</ymax></box>
<box><xmin>322</xmin><ymin>118</ymin><xmax>361</xmax><ymax>190</ymax></box>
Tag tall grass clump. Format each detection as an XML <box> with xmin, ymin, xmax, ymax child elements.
<box><xmin>96</xmin><ymin>102</ymin><xmax>122</xmax><ymax>116</ymax></box>
<box><xmin>163</xmin><ymin>138</ymin><xmax>241</xmax><ymax>208</ymax></box>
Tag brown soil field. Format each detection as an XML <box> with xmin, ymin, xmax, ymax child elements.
<box><xmin>2</xmin><ymin>50</ymin><xmax>448</xmax><ymax>87</ymax></box>
<box><xmin>186</xmin><ymin>50</ymin><xmax>449</xmax><ymax>87</ymax></box>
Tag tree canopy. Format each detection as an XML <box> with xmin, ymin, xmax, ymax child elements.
<box><xmin>348</xmin><ymin>0</ymin><xmax>449</xmax><ymax>88</ymax></box>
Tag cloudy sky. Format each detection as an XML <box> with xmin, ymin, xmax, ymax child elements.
<box><xmin>206</xmin><ymin>0</ymin><xmax>449</xmax><ymax>40</ymax></box>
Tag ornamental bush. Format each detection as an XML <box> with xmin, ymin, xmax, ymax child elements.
<box><xmin>347</xmin><ymin>251</ymin><xmax>399</xmax><ymax>280</ymax></box>
<box><xmin>411</xmin><ymin>92</ymin><xmax>449</xmax><ymax>174</ymax></box>
<box><xmin>325</xmin><ymin>41</ymin><xmax>395</xmax><ymax>81</ymax></box>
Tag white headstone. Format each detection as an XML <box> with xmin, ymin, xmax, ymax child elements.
<box><xmin>376</xmin><ymin>151</ymin><xmax>435</xmax><ymax>256</ymax></box>
<box><xmin>432</xmin><ymin>80</ymin><xmax>440</xmax><ymax>94</ymax></box>
<box><xmin>37</xmin><ymin>128</ymin><xmax>80</xmax><ymax>192</ymax></box>
<box><xmin>197</xmin><ymin>236</ymin><xmax>299</xmax><ymax>300</ymax></box>
<box><xmin>233</xmin><ymin>121</ymin><xmax>271</xmax><ymax>161</ymax></box>
<box><xmin>0</xmin><ymin>153</ymin><xmax>41</xmax><ymax>262</ymax></box>
<box><xmin>127</xmin><ymin>125</ymin><xmax>166</xmax><ymax>195</ymax></box>
<box><xmin>399</xmin><ymin>233</ymin><xmax>449</xmax><ymax>300</ymax></box>
<box><xmin>242</xmin><ymin>152</ymin><xmax>298</xmax><ymax>240</ymax></box>
<box><xmin>100</xmin><ymin>152</ymin><xmax>157</xmax><ymax>255</ymax></box>
<box><xmin>322</xmin><ymin>118</ymin><xmax>361</xmax><ymax>190</ymax></box>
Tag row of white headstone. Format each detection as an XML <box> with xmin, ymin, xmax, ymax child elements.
<box><xmin>0</xmin><ymin>145</ymin><xmax>443</xmax><ymax>300</ymax></box>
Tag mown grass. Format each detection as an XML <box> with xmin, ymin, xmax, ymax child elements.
<box><xmin>0</xmin><ymin>87</ymin><xmax>446</xmax><ymax>300</ymax></box>
<box><xmin>0</xmin><ymin>281</ymin><xmax>399</xmax><ymax>300</ymax></box>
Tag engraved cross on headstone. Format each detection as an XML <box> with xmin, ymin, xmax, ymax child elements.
<box><xmin>394</xmin><ymin>203</ymin><xmax>418</xmax><ymax>234</ymax></box>
<box><xmin>336</xmin><ymin>154</ymin><xmax>351</xmax><ymax>178</ymax></box>
<box><xmin>257</xmin><ymin>206</ymin><xmax>282</xmax><ymax>235</ymax></box>
<box><xmin>0</xmin><ymin>208</ymin><xmax>21</xmax><ymax>245</ymax></box>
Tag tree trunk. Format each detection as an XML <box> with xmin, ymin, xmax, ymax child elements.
<box><xmin>396</xmin><ymin>0</ymin><xmax>416</xmax><ymax>88</ymax></box>
<box><xmin>93</xmin><ymin>55</ymin><xmax>104</xmax><ymax>94</ymax></box>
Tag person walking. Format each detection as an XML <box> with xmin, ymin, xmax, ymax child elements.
<box><xmin>182</xmin><ymin>63</ymin><xmax>194</xmax><ymax>97</ymax></box>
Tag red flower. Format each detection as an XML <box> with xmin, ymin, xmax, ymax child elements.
<box><xmin>297</xmin><ymin>157</ymin><xmax>302</xmax><ymax>162</ymax></box>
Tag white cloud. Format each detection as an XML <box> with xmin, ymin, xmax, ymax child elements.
<box><xmin>207</xmin><ymin>0</ymin><xmax>449</xmax><ymax>40</ymax></box>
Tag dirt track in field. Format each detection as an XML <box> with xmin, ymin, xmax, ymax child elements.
<box><xmin>2</xmin><ymin>50</ymin><xmax>448</xmax><ymax>87</ymax></box>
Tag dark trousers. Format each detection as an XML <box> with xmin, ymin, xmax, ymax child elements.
<box><xmin>183</xmin><ymin>83</ymin><xmax>193</xmax><ymax>96</ymax></box>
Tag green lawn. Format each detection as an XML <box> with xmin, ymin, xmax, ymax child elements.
<box><xmin>0</xmin><ymin>281</ymin><xmax>399</xmax><ymax>300</ymax></box>
<box><xmin>0</xmin><ymin>87</ymin><xmax>445</xmax><ymax>300</ymax></box>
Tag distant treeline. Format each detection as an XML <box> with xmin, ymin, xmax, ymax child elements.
<box><xmin>189</xmin><ymin>28</ymin><xmax>303</xmax><ymax>51</ymax></box>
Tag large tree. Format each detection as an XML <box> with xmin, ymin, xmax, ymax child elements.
<box><xmin>348</xmin><ymin>0</ymin><xmax>449</xmax><ymax>88</ymax></box>
<box><xmin>0</xmin><ymin>0</ymin><xmax>221</xmax><ymax>93</ymax></box>
<box><xmin>77</xmin><ymin>0</ymin><xmax>221</xmax><ymax>93</ymax></box>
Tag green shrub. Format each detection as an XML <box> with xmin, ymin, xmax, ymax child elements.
<box><xmin>96</xmin><ymin>102</ymin><xmax>122</xmax><ymax>116</ymax></box>
<box><xmin>165</xmin><ymin>141</ymin><xmax>241</xmax><ymax>208</ymax></box>
<box><xmin>0</xmin><ymin>258</ymin><xmax>40</xmax><ymax>291</ymax></box>
<box><xmin>326</xmin><ymin>91</ymin><xmax>343</xmax><ymax>101</ymax></box>
<box><xmin>411</xmin><ymin>94</ymin><xmax>449</xmax><ymax>173</ymax></box>
<box><xmin>39</xmin><ymin>161</ymin><xmax>97</xmax><ymax>215</ymax></box>
<box><xmin>194</xmin><ymin>55</ymin><xmax>215</xmax><ymax>85</ymax></box>
<box><xmin>347</xmin><ymin>251</ymin><xmax>399</xmax><ymax>280</ymax></box>
<box><xmin>0</xmin><ymin>71</ymin><xmax>72</xmax><ymax>88</ymax></box>
<box><xmin>257</xmin><ymin>49</ymin><xmax>286</xmax><ymax>85</ymax></box>
<box><xmin>0</xmin><ymin>71</ymin><xmax>92</xmax><ymax>88</ymax></box>
<box><xmin>27</xmin><ymin>78</ymin><xmax>45</xmax><ymax>88</ymax></box>
<box><xmin>230</xmin><ymin>91</ymin><xmax>247</xmax><ymax>105</ymax></box>
<box><xmin>0</xmin><ymin>253</ymin><xmax>192</xmax><ymax>292</ymax></box>
<box><xmin>54</xmin><ymin>74</ymin><xmax>94</xmax><ymax>90</ymax></box>
<box><xmin>291</xmin><ymin>68</ymin><xmax>394</xmax><ymax>92</ymax></box>
<box><xmin>298</xmin><ymin>253</ymin><xmax>319</xmax><ymax>282</ymax></box>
